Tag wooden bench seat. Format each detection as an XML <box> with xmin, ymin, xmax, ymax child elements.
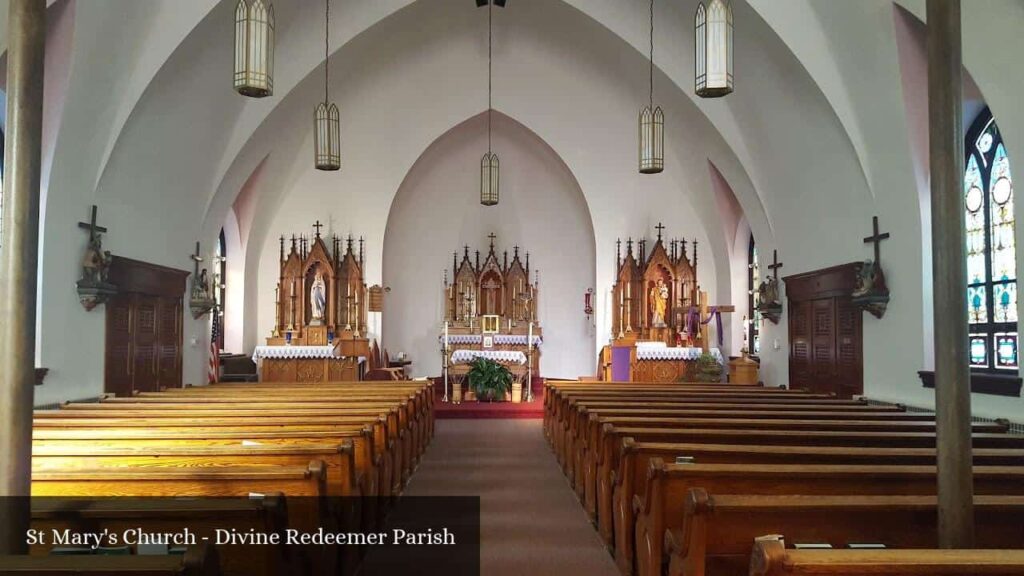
<box><xmin>749</xmin><ymin>538</ymin><xmax>1024</xmax><ymax>576</ymax></box>
<box><xmin>575</xmin><ymin>416</ymin><xmax>1009</xmax><ymax>508</ymax></box>
<box><xmin>73</xmin><ymin>400</ymin><xmax>426</xmax><ymax>468</ymax></box>
<box><xmin>0</xmin><ymin>544</ymin><xmax>219</xmax><ymax>576</ymax></box>
<box><xmin>31</xmin><ymin>497</ymin><xmax>288</xmax><ymax>576</ymax></box>
<box><xmin>630</xmin><ymin>460</ymin><xmax>1024</xmax><ymax>576</ymax></box>
<box><xmin>666</xmin><ymin>492</ymin><xmax>1024</xmax><ymax>576</ymax></box>
<box><xmin>602</xmin><ymin>439</ymin><xmax>1024</xmax><ymax>553</ymax></box>
<box><xmin>565</xmin><ymin>408</ymin><xmax>931</xmax><ymax>487</ymax></box>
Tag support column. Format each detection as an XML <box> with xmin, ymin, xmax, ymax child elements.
<box><xmin>927</xmin><ymin>0</ymin><xmax>974</xmax><ymax>549</ymax></box>
<box><xmin>0</xmin><ymin>0</ymin><xmax>46</xmax><ymax>556</ymax></box>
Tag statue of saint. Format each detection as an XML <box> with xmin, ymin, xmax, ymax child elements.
<box><xmin>649</xmin><ymin>278</ymin><xmax>669</xmax><ymax>327</ymax></box>
<box><xmin>310</xmin><ymin>269</ymin><xmax>327</xmax><ymax>322</ymax></box>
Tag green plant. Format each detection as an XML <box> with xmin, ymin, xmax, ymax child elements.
<box><xmin>694</xmin><ymin>353</ymin><xmax>723</xmax><ymax>383</ymax></box>
<box><xmin>467</xmin><ymin>357</ymin><xmax>512</xmax><ymax>402</ymax></box>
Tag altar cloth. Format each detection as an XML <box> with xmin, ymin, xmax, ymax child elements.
<box><xmin>450</xmin><ymin>349</ymin><xmax>528</xmax><ymax>365</ymax></box>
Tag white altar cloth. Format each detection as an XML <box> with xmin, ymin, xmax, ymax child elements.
<box><xmin>636</xmin><ymin>346</ymin><xmax>724</xmax><ymax>364</ymax></box>
<box><xmin>441</xmin><ymin>334</ymin><xmax>542</xmax><ymax>347</ymax></box>
<box><xmin>252</xmin><ymin>345</ymin><xmax>338</xmax><ymax>361</ymax></box>
<box><xmin>450</xmin><ymin>349</ymin><xmax>528</xmax><ymax>365</ymax></box>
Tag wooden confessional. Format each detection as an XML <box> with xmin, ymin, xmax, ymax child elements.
<box><xmin>785</xmin><ymin>263</ymin><xmax>863</xmax><ymax>398</ymax></box>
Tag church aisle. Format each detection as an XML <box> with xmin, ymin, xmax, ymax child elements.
<box><xmin>402</xmin><ymin>419</ymin><xmax>620</xmax><ymax>576</ymax></box>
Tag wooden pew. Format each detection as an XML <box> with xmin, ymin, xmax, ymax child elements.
<box><xmin>69</xmin><ymin>399</ymin><xmax>425</xmax><ymax>473</ymax></box>
<box><xmin>31</xmin><ymin>496</ymin><xmax>288</xmax><ymax>576</ymax></box>
<box><xmin>630</xmin><ymin>460</ymin><xmax>1024</xmax><ymax>576</ymax></box>
<box><xmin>33</xmin><ymin>413</ymin><xmax>414</xmax><ymax>492</ymax></box>
<box><xmin>604</xmin><ymin>438</ymin><xmax>1024</xmax><ymax>551</ymax></box>
<box><xmin>577</xmin><ymin>416</ymin><xmax>1009</xmax><ymax>510</ymax></box>
<box><xmin>666</xmin><ymin>490</ymin><xmax>1024</xmax><ymax>576</ymax></box>
<box><xmin>567</xmin><ymin>408</ymin><xmax>933</xmax><ymax>490</ymax></box>
<box><xmin>749</xmin><ymin>538</ymin><xmax>1024</xmax><ymax>576</ymax></box>
<box><xmin>0</xmin><ymin>544</ymin><xmax>220</xmax><ymax>576</ymax></box>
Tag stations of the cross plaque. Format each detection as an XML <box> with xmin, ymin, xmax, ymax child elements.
<box><xmin>77</xmin><ymin>205</ymin><xmax>108</xmax><ymax>243</ymax></box>
<box><xmin>768</xmin><ymin>249</ymin><xmax>784</xmax><ymax>280</ymax></box>
<box><xmin>863</xmin><ymin>215</ymin><xmax>890</xmax><ymax>264</ymax></box>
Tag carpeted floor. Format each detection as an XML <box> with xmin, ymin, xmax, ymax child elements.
<box><xmin>402</xmin><ymin>419</ymin><xmax>620</xmax><ymax>576</ymax></box>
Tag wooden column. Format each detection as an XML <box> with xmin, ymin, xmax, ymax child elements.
<box><xmin>0</xmin><ymin>0</ymin><xmax>46</xmax><ymax>555</ymax></box>
<box><xmin>927</xmin><ymin>0</ymin><xmax>974</xmax><ymax>548</ymax></box>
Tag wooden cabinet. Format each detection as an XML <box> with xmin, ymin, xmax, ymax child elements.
<box><xmin>104</xmin><ymin>257</ymin><xmax>188</xmax><ymax>396</ymax></box>
<box><xmin>785</xmin><ymin>264</ymin><xmax>863</xmax><ymax>398</ymax></box>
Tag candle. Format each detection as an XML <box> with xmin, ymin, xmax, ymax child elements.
<box><xmin>290</xmin><ymin>280</ymin><xmax>295</xmax><ymax>296</ymax></box>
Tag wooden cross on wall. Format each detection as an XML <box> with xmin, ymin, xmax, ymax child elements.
<box><xmin>190</xmin><ymin>242</ymin><xmax>204</xmax><ymax>276</ymax></box>
<box><xmin>863</xmin><ymin>216</ymin><xmax>890</xmax><ymax>263</ymax></box>
<box><xmin>768</xmin><ymin>249</ymin><xmax>784</xmax><ymax>280</ymax></box>
<box><xmin>77</xmin><ymin>205</ymin><xmax>107</xmax><ymax>243</ymax></box>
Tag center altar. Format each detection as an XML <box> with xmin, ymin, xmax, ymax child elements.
<box><xmin>439</xmin><ymin>235</ymin><xmax>542</xmax><ymax>402</ymax></box>
<box><xmin>601</xmin><ymin>224</ymin><xmax>734</xmax><ymax>383</ymax></box>
<box><xmin>255</xmin><ymin>224</ymin><xmax>370</xmax><ymax>382</ymax></box>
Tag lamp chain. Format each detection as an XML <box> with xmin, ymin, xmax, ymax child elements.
<box><xmin>488</xmin><ymin>0</ymin><xmax>493</xmax><ymax>154</ymax></box>
<box><xmin>649</xmin><ymin>0</ymin><xmax>654</xmax><ymax>110</ymax></box>
<box><xmin>325</xmin><ymin>0</ymin><xmax>330</xmax><ymax>104</ymax></box>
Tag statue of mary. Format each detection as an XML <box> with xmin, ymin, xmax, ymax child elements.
<box><xmin>310</xmin><ymin>270</ymin><xmax>327</xmax><ymax>324</ymax></box>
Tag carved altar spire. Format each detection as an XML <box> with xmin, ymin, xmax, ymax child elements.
<box><xmin>280</xmin><ymin>235</ymin><xmax>285</xmax><ymax>262</ymax></box>
<box><xmin>655</xmin><ymin>221</ymin><xmax>665</xmax><ymax>241</ymax></box>
<box><xmin>488</xmin><ymin>232</ymin><xmax>497</xmax><ymax>252</ymax></box>
<box><xmin>525</xmin><ymin>251</ymin><xmax>530</xmax><ymax>276</ymax></box>
<box><xmin>453</xmin><ymin>251</ymin><xmax>458</xmax><ymax>273</ymax></box>
<box><xmin>681</xmin><ymin>238</ymin><xmax>688</xmax><ymax>262</ymax></box>
<box><xmin>503</xmin><ymin>250</ymin><xmax>508</xmax><ymax>271</ymax></box>
<box><xmin>616</xmin><ymin>238</ymin><xmax>622</xmax><ymax>269</ymax></box>
<box><xmin>626</xmin><ymin>237</ymin><xmax>634</xmax><ymax>257</ymax></box>
<box><xmin>346</xmin><ymin>234</ymin><xmax>354</xmax><ymax>254</ymax></box>
<box><xmin>475</xmin><ymin>250</ymin><xmax>480</xmax><ymax>270</ymax></box>
<box><xmin>693</xmin><ymin>238</ymin><xmax>698</xmax><ymax>272</ymax></box>
<box><xmin>359</xmin><ymin>236</ymin><xmax>365</xmax><ymax>269</ymax></box>
<box><xmin>290</xmin><ymin>234</ymin><xmax>297</xmax><ymax>254</ymax></box>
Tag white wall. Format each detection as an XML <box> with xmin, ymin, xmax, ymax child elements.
<box><xmin>382</xmin><ymin>112</ymin><xmax>596</xmax><ymax>379</ymax></box>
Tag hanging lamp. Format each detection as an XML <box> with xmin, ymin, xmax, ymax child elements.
<box><xmin>315</xmin><ymin>0</ymin><xmax>341</xmax><ymax>171</ymax></box>
<box><xmin>233</xmin><ymin>0</ymin><xmax>275</xmax><ymax>98</ymax></box>
<box><xmin>639</xmin><ymin>0</ymin><xmax>663</xmax><ymax>174</ymax></box>
<box><xmin>480</xmin><ymin>1</ymin><xmax>499</xmax><ymax>206</ymax></box>
<box><xmin>695</xmin><ymin>0</ymin><xmax>734</xmax><ymax>98</ymax></box>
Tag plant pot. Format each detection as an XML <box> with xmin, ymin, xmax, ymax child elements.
<box><xmin>452</xmin><ymin>382</ymin><xmax>462</xmax><ymax>404</ymax></box>
<box><xmin>465</xmin><ymin>389</ymin><xmax>476</xmax><ymax>402</ymax></box>
<box><xmin>511</xmin><ymin>382</ymin><xmax>523</xmax><ymax>403</ymax></box>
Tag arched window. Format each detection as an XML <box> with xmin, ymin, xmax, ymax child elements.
<box><xmin>216</xmin><ymin>228</ymin><xmax>227</xmax><ymax>350</ymax></box>
<box><xmin>748</xmin><ymin>235</ymin><xmax>760</xmax><ymax>356</ymax></box>
<box><xmin>965</xmin><ymin>108</ymin><xmax>1017</xmax><ymax>371</ymax></box>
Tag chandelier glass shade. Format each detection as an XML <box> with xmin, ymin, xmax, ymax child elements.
<box><xmin>638</xmin><ymin>0</ymin><xmax>664</xmax><ymax>174</ymax></box>
<box><xmin>233</xmin><ymin>0</ymin><xmax>274</xmax><ymax>98</ymax></box>
<box><xmin>314</xmin><ymin>0</ymin><xmax>341</xmax><ymax>171</ymax></box>
<box><xmin>315</xmin><ymin>103</ymin><xmax>341</xmax><ymax>171</ymax></box>
<box><xmin>481</xmin><ymin>151</ymin><xmax>499</xmax><ymax>206</ymax></box>
<box><xmin>695</xmin><ymin>0</ymin><xmax>734</xmax><ymax>98</ymax></box>
<box><xmin>639</xmin><ymin>105</ymin><xmax>664</xmax><ymax>174</ymax></box>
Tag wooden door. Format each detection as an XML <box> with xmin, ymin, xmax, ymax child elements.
<box><xmin>835</xmin><ymin>297</ymin><xmax>863</xmax><ymax>397</ymax></box>
<box><xmin>811</xmin><ymin>298</ymin><xmax>837</xmax><ymax>394</ymax></box>
<box><xmin>104</xmin><ymin>295</ymin><xmax>134</xmax><ymax>398</ymax></box>
<box><xmin>132</xmin><ymin>295</ymin><xmax>160</xmax><ymax>393</ymax></box>
<box><xmin>156</xmin><ymin>298</ymin><xmax>182</xmax><ymax>388</ymax></box>
<box><xmin>789</xmin><ymin>300</ymin><xmax>813</xmax><ymax>391</ymax></box>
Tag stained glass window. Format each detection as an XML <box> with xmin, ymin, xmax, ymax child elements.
<box><xmin>748</xmin><ymin>236</ymin><xmax>761</xmax><ymax>356</ymax></box>
<box><xmin>964</xmin><ymin>109</ymin><xmax>1017</xmax><ymax>371</ymax></box>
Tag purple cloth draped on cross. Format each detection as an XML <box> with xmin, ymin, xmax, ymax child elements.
<box><xmin>686</xmin><ymin>306</ymin><xmax>724</xmax><ymax>346</ymax></box>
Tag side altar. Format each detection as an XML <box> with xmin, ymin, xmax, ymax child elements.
<box><xmin>440</xmin><ymin>235</ymin><xmax>542</xmax><ymax>402</ymax></box>
<box><xmin>256</xmin><ymin>223</ymin><xmax>370</xmax><ymax>382</ymax></box>
<box><xmin>601</xmin><ymin>224</ymin><xmax>733</xmax><ymax>383</ymax></box>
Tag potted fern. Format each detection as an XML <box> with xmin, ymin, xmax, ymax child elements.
<box><xmin>467</xmin><ymin>357</ymin><xmax>512</xmax><ymax>402</ymax></box>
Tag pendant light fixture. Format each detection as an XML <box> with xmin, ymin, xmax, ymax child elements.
<box><xmin>480</xmin><ymin>1</ymin><xmax>500</xmax><ymax>206</ymax></box>
<box><xmin>233</xmin><ymin>0</ymin><xmax>275</xmax><ymax>98</ymax></box>
<box><xmin>315</xmin><ymin>0</ymin><xmax>341</xmax><ymax>171</ymax></box>
<box><xmin>695</xmin><ymin>0</ymin><xmax>734</xmax><ymax>98</ymax></box>
<box><xmin>639</xmin><ymin>0</ymin><xmax>664</xmax><ymax>174</ymax></box>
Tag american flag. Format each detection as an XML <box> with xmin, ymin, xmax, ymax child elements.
<box><xmin>208</xmin><ymin>309</ymin><xmax>220</xmax><ymax>384</ymax></box>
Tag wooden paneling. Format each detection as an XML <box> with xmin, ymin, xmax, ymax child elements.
<box><xmin>105</xmin><ymin>258</ymin><xmax>188</xmax><ymax>396</ymax></box>
<box><xmin>784</xmin><ymin>263</ymin><xmax>863</xmax><ymax>398</ymax></box>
